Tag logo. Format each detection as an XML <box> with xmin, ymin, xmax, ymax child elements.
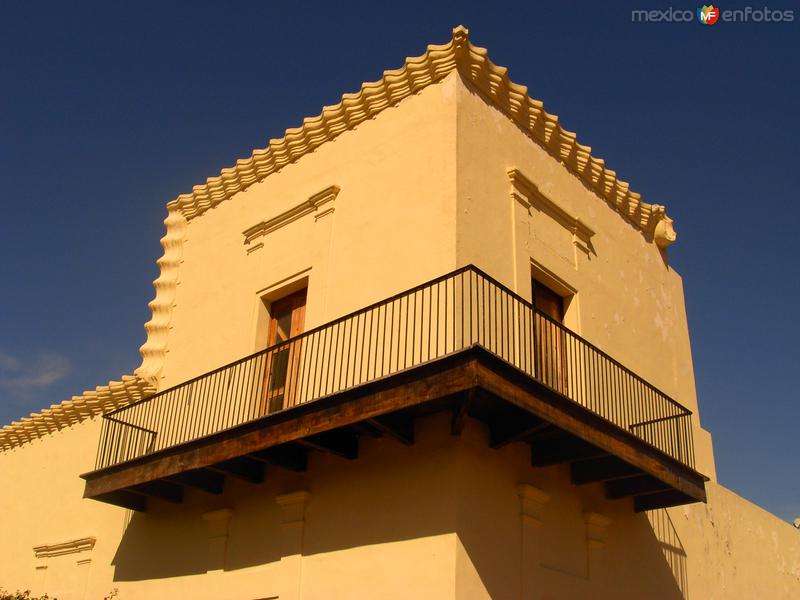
<box><xmin>633</xmin><ymin>5</ymin><xmax>794</xmax><ymax>24</ymax></box>
<box><xmin>698</xmin><ymin>5</ymin><xmax>720</xmax><ymax>24</ymax></box>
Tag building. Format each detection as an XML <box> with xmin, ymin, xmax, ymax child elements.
<box><xmin>1</xmin><ymin>26</ymin><xmax>798</xmax><ymax>600</ymax></box>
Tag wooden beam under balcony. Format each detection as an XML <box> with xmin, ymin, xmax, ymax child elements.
<box><xmin>490</xmin><ymin>416</ymin><xmax>550</xmax><ymax>449</ymax></box>
<box><xmin>209</xmin><ymin>457</ymin><xmax>264</xmax><ymax>484</ymax></box>
<box><xmin>81</xmin><ymin>348</ymin><xmax>707</xmax><ymax>512</ymax></box>
<box><xmin>298</xmin><ymin>430</ymin><xmax>359</xmax><ymax>459</ymax></box>
<box><xmin>450</xmin><ymin>389</ymin><xmax>475</xmax><ymax>436</ymax></box>
<box><xmin>530</xmin><ymin>432</ymin><xmax>608</xmax><ymax>466</ymax></box>
<box><xmin>634</xmin><ymin>490</ymin><xmax>695</xmax><ymax>512</ymax></box>
<box><xmin>571</xmin><ymin>456</ymin><xmax>642</xmax><ymax>485</ymax></box>
<box><xmin>367</xmin><ymin>414</ymin><xmax>415</xmax><ymax>446</ymax></box>
<box><xmin>94</xmin><ymin>489</ymin><xmax>147</xmax><ymax>512</ymax></box>
<box><xmin>131</xmin><ymin>479</ymin><xmax>184</xmax><ymax>503</ymax></box>
<box><xmin>250</xmin><ymin>445</ymin><xmax>308</xmax><ymax>472</ymax></box>
<box><xmin>606</xmin><ymin>475</ymin><xmax>671</xmax><ymax>499</ymax></box>
<box><xmin>166</xmin><ymin>469</ymin><xmax>224</xmax><ymax>495</ymax></box>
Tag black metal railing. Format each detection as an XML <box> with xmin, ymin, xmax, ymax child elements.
<box><xmin>95</xmin><ymin>266</ymin><xmax>695</xmax><ymax>470</ymax></box>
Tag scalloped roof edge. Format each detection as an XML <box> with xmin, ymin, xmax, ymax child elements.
<box><xmin>168</xmin><ymin>25</ymin><xmax>675</xmax><ymax>246</ymax></box>
<box><xmin>0</xmin><ymin>375</ymin><xmax>155</xmax><ymax>451</ymax></box>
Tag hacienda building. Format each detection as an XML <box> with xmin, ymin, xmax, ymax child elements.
<box><xmin>1</xmin><ymin>26</ymin><xmax>798</xmax><ymax>600</ymax></box>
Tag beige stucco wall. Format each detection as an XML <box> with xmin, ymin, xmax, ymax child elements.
<box><xmin>2</xmin><ymin>412</ymin><xmax>797</xmax><ymax>599</ymax></box>
<box><xmin>670</xmin><ymin>481</ymin><xmax>800</xmax><ymax>599</ymax></box>
<box><xmin>0</xmin><ymin>418</ymin><xmax>122</xmax><ymax>599</ymax></box>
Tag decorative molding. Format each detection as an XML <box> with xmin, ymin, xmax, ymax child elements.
<box><xmin>583</xmin><ymin>511</ymin><xmax>613</xmax><ymax>548</ymax></box>
<box><xmin>518</xmin><ymin>483</ymin><xmax>550</xmax><ymax>527</ymax></box>
<box><xmin>202</xmin><ymin>508</ymin><xmax>234</xmax><ymax>572</ymax></box>
<box><xmin>135</xmin><ymin>205</ymin><xmax>188</xmax><ymax>387</ymax></box>
<box><xmin>202</xmin><ymin>508</ymin><xmax>234</xmax><ymax>534</ymax></box>
<box><xmin>311</xmin><ymin>186</ymin><xmax>338</xmax><ymax>221</ymax></box>
<box><xmin>0</xmin><ymin>375</ymin><xmax>154</xmax><ymax>451</ymax></box>
<box><xmin>33</xmin><ymin>537</ymin><xmax>96</xmax><ymax>559</ymax></box>
<box><xmin>164</xmin><ymin>26</ymin><xmax>674</xmax><ymax>246</ymax></box>
<box><xmin>653</xmin><ymin>216</ymin><xmax>677</xmax><ymax>248</ymax></box>
<box><xmin>275</xmin><ymin>491</ymin><xmax>310</xmax><ymax>600</ymax></box>
<box><xmin>256</xmin><ymin>268</ymin><xmax>313</xmax><ymax>302</ymax></box>
<box><xmin>276</xmin><ymin>490</ymin><xmax>312</xmax><ymax>525</ymax></box>
<box><xmin>518</xmin><ymin>483</ymin><xmax>550</xmax><ymax>598</ymax></box>
<box><xmin>509</xmin><ymin>169</ymin><xmax>595</xmax><ymax>256</ymax></box>
<box><xmin>531</xmin><ymin>258</ymin><xmax>581</xmax><ymax>330</ymax></box>
<box><xmin>242</xmin><ymin>185</ymin><xmax>340</xmax><ymax>246</ymax></box>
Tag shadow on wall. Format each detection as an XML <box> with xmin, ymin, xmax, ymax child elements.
<box><xmin>110</xmin><ymin>415</ymin><xmax>689</xmax><ymax>599</ymax></box>
<box><xmin>110</xmin><ymin>424</ymin><xmax>459</xmax><ymax>583</ymax></box>
<box><xmin>647</xmin><ymin>509</ymin><xmax>689</xmax><ymax>598</ymax></box>
<box><xmin>452</xmin><ymin>440</ymin><xmax>690</xmax><ymax>600</ymax></box>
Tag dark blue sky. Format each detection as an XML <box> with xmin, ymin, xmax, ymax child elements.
<box><xmin>1</xmin><ymin>2</ymin><xmax>797</xmax><ymax>521</ymax></box>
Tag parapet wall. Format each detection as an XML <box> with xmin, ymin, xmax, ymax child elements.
<box><xmin>671</xmin><ymin>481</ymin><xmax>800</xmax><ymax>599</ymax></box>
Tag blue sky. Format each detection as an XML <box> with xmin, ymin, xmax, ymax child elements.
<box><xmin>1</xmin><ymin>2</ymin><xmax>797</xmax><ymax>521</ymax></box>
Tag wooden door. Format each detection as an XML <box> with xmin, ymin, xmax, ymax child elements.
<box><xmin>261</xmin><ymin>289</ymin><xmax>307</xmax><ymax>415</ymax></box>
<box><xmin>532</xmin><ymin>280</ymin><xmax>567</xmax><ymax>394</ymax></box>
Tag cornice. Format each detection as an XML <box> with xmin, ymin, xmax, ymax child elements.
<box><xmin>0</xmin><ymin>375</ymin><xmax>154</xmax><ymax>451</ymax></box>
<box><xmin>165</xmin><ymin>25</ymin><xmax>675</xmax><ymax>245</ymax></box>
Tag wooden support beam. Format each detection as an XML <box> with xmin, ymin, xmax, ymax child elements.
<box><xmin>210</xmin><ymin>457</ymin><xmax>264</xmax><ymax>483</ymax></box>
<box><xmin>606</xmin><ymin>475</ymin><xmax>671</xmax><ymax>499</ymax></box>
<box><xmin>571</xmin><ymin>456</ymin><xmax>641</xmax><ymax>485</ymax></box>
<box><xmin>299</xmin><ymin>430</ymin><xmax>359</xmax><ymax>460</ymax></box>
<box><xmin>530</xmin><ymin>434</ymin><xmax>607</xmax><ymax>467</ymax></box>
<box><xmin>93</xmin><ymin>489</ymin><xmax>147</xmax><ymax>512</ymax></box>
<box><xmin>351</xmin><ymin>422</ymin><xmax>384</xmax><ymax>438</ymax></box>
<box><xmin>635</xmin><ymin>490</ymin><xmax>695</xmax><ymax>512</ymax></box>
<box><xmin>167</xmin><ymin>469</ymin><xmax>224</xmax><ymax>495</ymax></box>
<box><xmin>451</xmin><ymin>389</ymin><xmax>475</xmax><ymax>436</ymax></box>
<box><xmin>367</xmin><ymin>414</ymin><xmax>414</xmax><ymax>445</ymax></box>
<box><xmin>490</xmin><ymin>418</ymin><xmax>550</xmax><ymax>449</ymax></box>
<box><xmin>250</xmin><ymin>445</ymin><xmax>308</xmax><ymax>472</ymax></box>
<box><xmin>131</xmin><ymin>479</ymin><xmax>184</xmax><ymax>504</ymax></box>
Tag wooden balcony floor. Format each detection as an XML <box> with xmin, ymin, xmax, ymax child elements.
<box><xmin>81</xmin><ymin>346</ymin><xmax>707</xmax><ymax>512</ymax></box>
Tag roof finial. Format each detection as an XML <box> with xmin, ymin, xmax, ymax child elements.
<box><xmin>451</xmin><ymin>25</ymin><xmax>470</xmax><ymax>55</ymax></box>
<box><xmin>452</xmin><ymin>24</ymin><xmax>469</xmax><ymax>40</ymax></box>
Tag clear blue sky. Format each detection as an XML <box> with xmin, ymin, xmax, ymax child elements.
<box><xmin>1</xmin><ymin>2</ymin><xmax>797</xmax><ymax>521</ymax></box>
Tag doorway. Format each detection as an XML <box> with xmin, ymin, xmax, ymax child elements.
<box><xmin>262</xmin><ymin>288</ymin><xmax>307</xmax><ymax>414</ymax></box>
<box><xmin>532</xmin><ymin>278</ymin><xmax>567</xmax><ymax>393</ymax></box>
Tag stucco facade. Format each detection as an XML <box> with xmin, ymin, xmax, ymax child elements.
<box><xmin>1</xmin><ymin>27</ymin><xmax>797</xmax><ymax>599</ymax></box>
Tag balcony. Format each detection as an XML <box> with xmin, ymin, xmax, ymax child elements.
<box><xmin>81</xmin><ymin>266</ymin><xmax>706</xmax><ymax>512</ymax></box>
